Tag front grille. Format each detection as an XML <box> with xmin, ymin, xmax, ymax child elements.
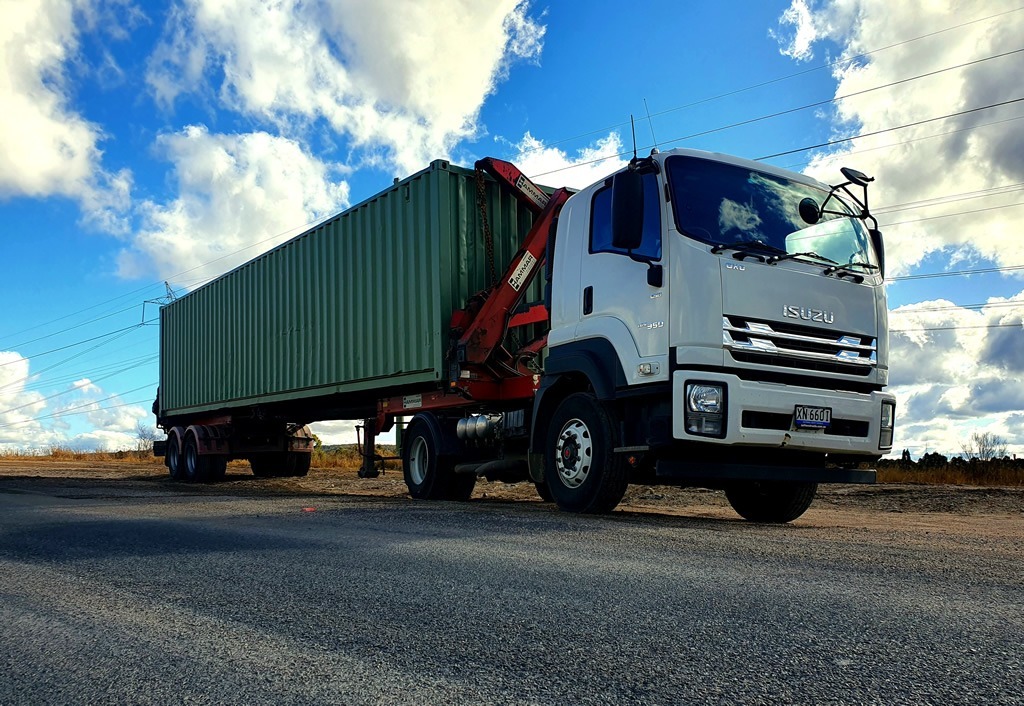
<box><xmin>741</xmin><ymin>411</ymin><xmax>870</xmax><ymax>438</ymax></box>
<box><xmin>724</xmin><ymin>316</ymin><xmax>876</xmax><ymax>376</ymax></box>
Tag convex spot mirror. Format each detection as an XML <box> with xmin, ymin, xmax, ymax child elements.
<box><xmin>799</xmin><ymin>197</ymin><xmax>820</xmax><ymax>225</ymax></box>
<box><xmin>840</xmin><ymin>167</ymin><xmax>873</xmax><ymax>187</ymax></box>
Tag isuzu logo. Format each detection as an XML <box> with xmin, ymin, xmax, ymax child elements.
<box><xmin>783</xmin><ymin>305</ymin><xmax>835</xmax><ymax>324</ymax></box>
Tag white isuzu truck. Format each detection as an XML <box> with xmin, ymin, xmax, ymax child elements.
<box><xmin>155</xmin><ymin>147</ymin><xmax>895</xmax><ymax>523</ymax></box>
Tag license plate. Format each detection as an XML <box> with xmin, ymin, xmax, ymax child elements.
<box><xmin>794</xmin><ymin>405</ymin><xmax>831</xmax><ymax>429</ymax></box>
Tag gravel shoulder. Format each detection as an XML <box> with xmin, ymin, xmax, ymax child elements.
<box><xmin>2</xmin><ymin>458</ymin><xmax>1021</xmax><ymax>544</ymax></box>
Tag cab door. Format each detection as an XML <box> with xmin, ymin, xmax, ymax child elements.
<box><xmin>575</xmin><ymin>171</ymin><xmax>669</xmax><ymax>382</ymax></box>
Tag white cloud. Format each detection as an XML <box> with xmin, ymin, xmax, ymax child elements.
<box><xmin>0</xmin><ymin>353</ymin><xmax>152</xmax><ymax>452</ymax></box>
<box><xmin>147</xmin><ymin>0</ymin><xmax>545</xmax><ymax>174</ymax></box>
<box><xmin>771</xmin><ymin>0</ymin><xmax>820</xmax><ymax>61</ymax></box>
<box><xmin>0</xmin><ymin>0</ymin><xmax>132</xmax><ymax>231</ymax></box>
<box><xmin>775</xmin><ymin>0</ymin><xmax>1024</xmax><ymax>278</ymax></box>
<box><xmin>118</xmin><ymin>125</ymin><xmax>350</xmax><ymax>284</ymax></box>
<box><xmin>887</xmin><ymin>293</ymin><xmax>1024</xmax><ymax>455</ymax></box>
<box><xmin>509</xmin><ymin>132</ymin><xmax>628</xmax><ymax>190</ymax></box>
<box><xmin>0</xmin><ymin>352</ymin><xmax>52</xmax><ymax>450</ymax></box>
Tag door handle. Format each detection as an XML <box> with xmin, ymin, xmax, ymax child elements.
<box><xmin>583</xmin><ymin>286</ymin><xmax>593</xmax><ymax>315</ymax></box>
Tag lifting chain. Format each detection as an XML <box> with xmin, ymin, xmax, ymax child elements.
<box><xmin>475</xmin><ymin>167</ymin><xmax>498</xmax><ymax>288</ymax></box>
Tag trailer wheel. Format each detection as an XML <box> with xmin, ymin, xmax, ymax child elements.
<box><xmin>544</xmin><ymin>393</ymin><xmax>628</xmax><ymax>514</ymax></box>
<box><xmin>166</xmin><ymin>434</ymin><xmax>185</xmax><ymax>481</ymax></box>
<box><xmin>208</xmin><ymin>456</ymin><xmax>228</xmax><ymax>482</ymax></box>
<box><xmin>446</xmin><ymin>472</ymin><xmax>477</xmax><ymax>502</ymax></box>
<box><xmin>402</xmin><ymin>415</ymin><xmax>458</xmax><ymax>500</ymax></box>
<box><xmin>182</xmin><ymin>433</ymin><xmax>211</xmax><ymax>483</ymax></box>
<box><xmin>283</xmin><ymin>452</ymin><xmax>311</xmax><ymax>477</ymax></box>
<box><xmin>249</xmin><ymin>455</ymin><xmax>276</xmax><ymax>477</ymax></box>
<box><xmin>725</xmin><ymin>481</ymin><xmax>817</xmax><ymax>523</ymax></box>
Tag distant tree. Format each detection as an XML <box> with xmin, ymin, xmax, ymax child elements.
<box><xmin>134</xmin><ymin>422</ymin><xmax>159</xmax><ymax>454</ymax></box>
<box><xmin>918</xmin><ymin>451</ymin><xmax>948</xmax><ymax>469</ymax></box>
<box><xmin>960</xmin><ymin>432</ymin><xmax>1008</xmax><ymax>462</ymax></box>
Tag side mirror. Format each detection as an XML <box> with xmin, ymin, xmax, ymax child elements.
<box><xmin>870</xmin><ymin>228</ymin><xmax>885</xmax><ymax>278</ymax></box>
<box><xmin>799</xmin><ymin>197</ymin><xmax>820</xmax><ymax>224</ymax></box>
<box><xmin>611</xmin><ymin>169</ymin><xmax>644</xmax><ymax>251</ymax></box>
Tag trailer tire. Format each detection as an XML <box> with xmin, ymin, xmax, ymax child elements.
<box><xmin>545</xmin><ymin>393</ymin><xmax>628</xmax><ymax>514</ymax></box>
<box><xmin>402</xmin><ymin>415</ymin><xmax>458</xmax><ymax>500</ymax></box>
<box><xmin>208</xmin><ymin>455</ymin><xmax>228</xmax><ymax>482</ymax></box>
<box><xmin>446</xmin><ymin>473</ymin><xmax>477</xmax><ymax>502</ymax></box>
<box><xmin>166</xmin><ymin>433</ymin><xmax>185</xmax><ymax>481</ymax></box>
<box><xmin>283</xmin><ymin>452</ymin><xmax>311</xmax><ymax>477</ymax></box>
<box><xmin>725</xmin><ymin>481</ymin><xmax>817</xmax><ymax>523</ymax></box>
<box><xmin>182</xmin><ymin>433</ymin><xmax>211</xmax><ymax>483</ymax></box>
<box><xmin>249</xmin><ymin>455</ymin><xmax>276</xmax><ymax>478</ymax></box>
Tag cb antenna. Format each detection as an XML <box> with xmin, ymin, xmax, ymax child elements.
<box><xmin>643</xmin><ymin>98</ymin><xmax>659</xmax><ymax>151</ymax></box>
<box><xmin>630</xmin><ymin>114</ymin><xmax>638</xmax><ymax>161</ymax></box>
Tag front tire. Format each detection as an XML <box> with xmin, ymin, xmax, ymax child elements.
<box><xmin>725</xmin><ymin>481</ymin><xmax>817</xmax><ymax>523</ymax></box>
<box><xmin>544</xmin><ymin>393</ymin><xmax>628</xmax><ymax>514</ymax></box>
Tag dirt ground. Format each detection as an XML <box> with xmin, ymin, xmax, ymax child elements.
<box><xmin>2</xmin><ymin>457</ymin><xmax>1022</xmax><ymax>540</ymax></box>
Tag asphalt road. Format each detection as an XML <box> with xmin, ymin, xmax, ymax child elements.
<box><xmin>0</xmin><ymin>478</ymin><xmax>1021</xmax><ymax>705</ymax></box>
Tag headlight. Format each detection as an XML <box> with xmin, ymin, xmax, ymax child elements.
<box><xmin>687</xmin><ymin>384</ymin><xmax>723</xmax><ymax>413</ymax></box>
<box><xmin>879</xmin><ymin>401</ymin><xmax>895</xmax><ymax>449</ymax></box>
<box><xmin>685</xmin><ymin>382</ymin><xmax>726</xmax><ymax>438</ymax></box>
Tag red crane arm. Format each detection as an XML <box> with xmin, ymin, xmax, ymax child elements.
<box><xmin>457</xmin><ymin>184</ymin><xmax>570</xmax><ymax>367</ymax></box>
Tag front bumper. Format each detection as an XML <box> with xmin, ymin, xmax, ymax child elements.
<box><xmin>672</xmin><ymin>371</ymin><xmax>895</xmax><ymax>455</ymax></box>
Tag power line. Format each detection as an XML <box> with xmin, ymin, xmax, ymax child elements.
<box><xmin>514</xmin><ymin>6</ymin><xmax>1024</xmax><ymax>159</ymax></box>
<box><xmin>892</xmin><ymin>322</ymin><xmax>1022</xmax><ymax>333</ymax></box>
<box><xmin>882</xmin><ymin>201</ymin><xmax>1024</xmax><ymax>227</ymax></box>
<box><xmin>0</xmin><ymin>322</ymin><xmax>154</xmax><ymax>368</ymax></box>
<box><xmin>755</xmin><ymin>96</ymin><xmax>1024</xmax><ymax>161</ymax></box>
<box><xmin>780</xmin><ymin>113</ymin><xmax>1024</xmax><ymax>171</ymax></box>
<box><xmin>875</xmin><ymin>183</ymin><xmax>1024</xmax><ymax>215</ymax></box>
<box><xmin>0</xmin><ymin>358</ymin><xmax>161</xmax><ymax>417</ymax></box>
<box><xmin>890</xmin><ymin>264</ymin><xmax>1024</xmax><ymax>281</ymax></box>
<box><xmin>0</xmin><ymin>396</ymin><xmax>154</xmax><ymax>429</ymax></box>
<box><xmin>529</xmin><ymin>56</ymin><xmax>1024</xmax><ymax>179</ymax></box>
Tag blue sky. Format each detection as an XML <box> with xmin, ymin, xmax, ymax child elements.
<box><xmin>1</xmin><ymin>0</ymin><xmax>1022</xmax><ymax>457</ymax></box>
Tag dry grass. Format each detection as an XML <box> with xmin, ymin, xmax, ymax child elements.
<box><xmin>877</xmin><ymin>461</ymin><xmax>1024</xmax><ymax>487</ymax></box>
<box><xmin>0</xmin><ymin>445</ymin><xmax>164</xmax><ymax>464</ymax></box>
<box><xmin>2</xmin><ymin>445</ymin><xmax>1021</xmax><ymax>487</ymax></box>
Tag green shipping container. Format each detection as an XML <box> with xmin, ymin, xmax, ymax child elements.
<box><xmin>158</xmin><ymin>160</ymin><xmax>545</xmax><ymax>421</ymax></box>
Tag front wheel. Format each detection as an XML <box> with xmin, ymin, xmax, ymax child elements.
<box><xmin>725</xmin><ymin>481</ymin><xmax>817</xmax><ymax>523</ymax></box>
<box><xmin>544</xmin><ymin>393</ymin><xmax>628</xmax><ymax>514</ymax></box>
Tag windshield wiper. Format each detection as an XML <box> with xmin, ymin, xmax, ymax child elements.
<box><xmin>710</xmin><ymin>240</ymin><xmax>788</xmax><ymax>261</ymax></box>
<box><xmin>823</xmin><ymin>261</ymin><xmax>880</xmax><ymax>276</ymax></box>
<box><xmin>766</xmin><ymin>251</ymin><xmax>838</xmax><ymax>266</ymax></box>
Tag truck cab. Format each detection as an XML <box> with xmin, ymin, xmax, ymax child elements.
<box><xmin>534</xmin><ymin>148</ymin><xmax>895</xmax><ymax>519</ymax></box>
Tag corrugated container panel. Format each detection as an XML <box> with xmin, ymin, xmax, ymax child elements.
<box><xmin>159</xmin><ymin>160</ymin><xmax>546</xmax><ymax>419</ymax></box>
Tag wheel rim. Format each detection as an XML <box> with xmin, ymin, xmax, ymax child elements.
<box><xmin>408</xmin><ymin>436</ymin><xmax>429</xmax><ymax>485</ymax></box>
<box><xmin>554</xmin><ymin>417</ymin><xmax>592</xmax><ymax>489</ymax></box>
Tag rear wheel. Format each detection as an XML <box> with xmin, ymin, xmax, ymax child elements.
<box><xmin>402</xmin><ymin>415</ymin><xmax>462</xmax><ymax>500</ymax></box>
<box><xmin>208</xmin><ymin>455</ymin><xmax>228</xmax><ymax>482</ymax></box>
<box><xmin>544</xmin><ymin>393</ymin><xmax>628</xmax><ymax>514</ymax></box>
<box><xmin>182</xmin><ymin>433</ymin><xmax>212</xmax><ymax>483</ymax></box>
<box><xmin>282</xmin><ymin>452</ymin><xmax>311</xmax><ymax>477</ymax></box>
<box><xmin>725</xmin><ymin>481</ymin><xmax>817</xmax><ymax>523</ymax></box>
<box><xmin>166</xmin><ymin>434</ymin><xmax>185</xmax><ymax>481</ymax></box>
<box><xmin>249</xmin><ymin>454</ymin><xmax>276</xmax><ymax>478</ymax></box>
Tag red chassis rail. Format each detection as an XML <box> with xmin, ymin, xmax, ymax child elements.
<box><xmin>372</xmin><ymin>158</ymin><xmax>570</xmax><ymax>432</ymax></box>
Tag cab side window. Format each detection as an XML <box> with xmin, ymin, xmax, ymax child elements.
<box><xmin>589</xmin><ymin>172</ymin><xmax>662</xmax><ymax>260</ymax></box>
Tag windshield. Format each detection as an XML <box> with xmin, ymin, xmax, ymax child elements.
<box><xmin>665</xmin><ymin>155</ymin><xmax>879</xmax><ymax>269</ymax></box>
